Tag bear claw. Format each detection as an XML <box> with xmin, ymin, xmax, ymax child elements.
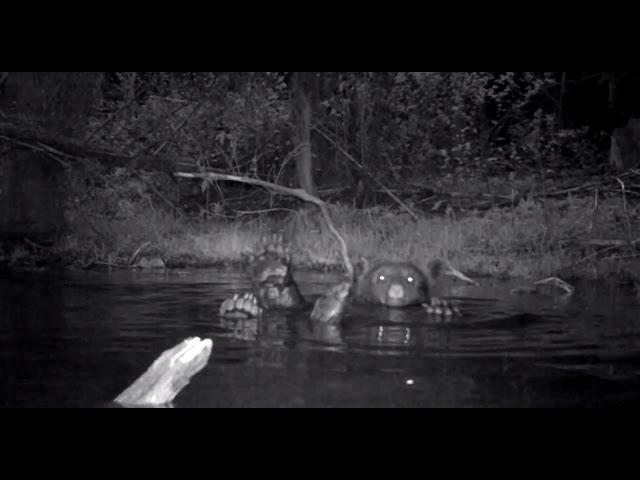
<box><xmin>220</xmin><ymin>292</ymin><xmax>263</xmax><ymax>318</ymax></box>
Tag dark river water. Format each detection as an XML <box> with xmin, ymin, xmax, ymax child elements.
<box><xmin>1</xmin><ymin>268</ymin><xmax>639</xmax><ymax>407</ymax></box>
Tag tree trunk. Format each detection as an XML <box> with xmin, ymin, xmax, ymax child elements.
<box><xmin>292</xmin><ymin>73</ymin><xmax>317</xmax><ymax>196</ymax></box>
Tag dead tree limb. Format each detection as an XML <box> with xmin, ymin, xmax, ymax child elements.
<box><xmin>534</xmin><ymin>276</ymin><xmax>575</xmax><ymax>295</ymax></box>
<box><xmin>114</xmin><ymin>337</ymin><xmax>213</xmax><ymax>407</ymax></box>
<box><xmin>587</xmin><ymin>238</ymin><xmax>640</xmax><ymax>247</ymax></box>
<box><xmin>174</xmin><ymin>171</ymin><xmax>353</xmax><ymax>275</ymax></box>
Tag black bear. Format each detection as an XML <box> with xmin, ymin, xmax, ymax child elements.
<box><xmin>351</xmin><ymin>258</ymin><xmax>441</xmax><ymax>307</ymax></box>
<box><xmin>219</xmin><ymin>234</ymin><xmax>460</xmax><ymax>322</ymax></box>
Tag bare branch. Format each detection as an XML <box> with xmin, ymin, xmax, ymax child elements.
<box><xmin>128</xmin><ymin>241</ymin><xmax>151</xmax><ymax>266</ymax></box>
<box><xmin>534</xmin><ymin>276</ymin><xmax>575</xmax><ymax>295</ymax></box>
<box><xmin>174</xmin><ymin>170</ymin><xmax>353</xmax><ymax>275</ymax></box>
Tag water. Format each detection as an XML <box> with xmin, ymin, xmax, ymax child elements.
<box><xmin>1</xmin><ymin>268</ymin><xmax>639</xmax><ymax>407</ymax></box>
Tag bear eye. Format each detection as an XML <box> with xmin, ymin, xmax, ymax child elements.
<box><xmin>407</xmin><ymin>276</ymin><xmax>414</xmax><ymax>283</ymax></box>
<box><xmin>378</xmin><ymin>274</ymin><xmax>386</xmax><ymax>281</ymax></box>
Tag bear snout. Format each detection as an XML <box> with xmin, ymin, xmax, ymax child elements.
<box><xmin>387</xmin><ymin>283</ymin><xmax>405</xmax><ymax>300</ymax></box>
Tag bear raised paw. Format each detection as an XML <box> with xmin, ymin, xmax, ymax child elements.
<box><xmin>219</xmin><ymin>292</ymin><xmax>263</xmax><ymax>318</ymax></box>
<box><xmin>248</xmin><ymin>233</ymin><xmax>306</xmax><ymax>310</ymax></box>
<box><xmin>219</xmin><ymin>234</ymin><xmax>306</xmax><ymax>318</ymax></box>
<box><xmin>310</xmin><ymin>280</ymin><xmax>352</xmax><ymax>323</ymax></box>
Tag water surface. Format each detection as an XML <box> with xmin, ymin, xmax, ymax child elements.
<box><xmin>1</xmin><ymin>268</ymin><xmax>639</xmax><ymax>407</ymax></box>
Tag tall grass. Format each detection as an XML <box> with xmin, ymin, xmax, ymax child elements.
<box><xmin>55</xmin><ymin>192</ymin><xmax>640</xmax><ymax>281</ymax></box>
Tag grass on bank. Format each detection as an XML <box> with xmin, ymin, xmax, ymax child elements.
<box><xmin>46</xmin><ymin>192</ymin><xmax>640</xmax><ymax>283</ymax></box>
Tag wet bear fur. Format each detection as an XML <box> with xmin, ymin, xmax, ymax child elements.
<box><xmin>248</xmin><ymin>234</ymin><xmax>306</xmax><ymax>311</ymax></box>
<box><xmin>351</xmin><ymin>258</ymin><xmax>444</xmax><ymax>307</ymax></box>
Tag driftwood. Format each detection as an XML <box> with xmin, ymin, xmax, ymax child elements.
<box><xmin>444</xmin><ymin>264</ymin><xmax>479</xmax><ymax>286</ymax></box>
<box><xmin>114</xmin><ymin>337</ymin><xmax>212</xmax><ymax>407</ymax></box>
<box><xmin>510</xmin><ymin>276</ymin><xmax>574</xmax><ymax>296</ymax></box>
<box><xmin>587</xmin><ymin>238</ymin><xmax>640</xmax><ymax>248</ymax></box>
<box><xmin>534</xmin><ymin>277</ymin><xmax>574</xmax><ymax>295</ymax></box>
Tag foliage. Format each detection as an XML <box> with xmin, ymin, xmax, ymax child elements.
<box><xmin>84</xmin><ymin>72</ymin><xmax>605</xmax><ymax>200</ymax></box>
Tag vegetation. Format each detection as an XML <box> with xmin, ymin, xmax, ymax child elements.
<box><xmin>1</xmin><ymin>72</ymin><xmax>639</xmax><ymax>283</ymax></box>
<box><xmin>52</xmin><ymin>182</ymin><xmax>639</xmax><ymax>281</ymax></box>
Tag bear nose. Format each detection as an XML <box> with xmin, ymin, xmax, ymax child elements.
<box><xmin>387</xmin><ymin>284</ymin><xmax>405</xmax><ymax>299</ymax></box>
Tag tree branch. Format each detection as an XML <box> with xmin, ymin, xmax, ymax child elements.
<box><xmin>174</xmin><ymin>171</ymin><xmax>353</xmax><ymax>275</ymax></box>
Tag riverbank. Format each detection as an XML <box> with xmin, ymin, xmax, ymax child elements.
<box><xmin>4</xmin><ymin>195</ymin><xmax>639</xmax><ymax>284</ymax></box>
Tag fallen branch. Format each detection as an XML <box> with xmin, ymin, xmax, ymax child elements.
<box><xmin>128</xmin><ymin>241</ymin><xmax>151</xmax><ymax>266</ymax></box>
<box><xmin>236</xmin><ymin>208</ymin><xmax>299</xmax><ymax>217</ymax></box>
<box><xmin>602</xmin><ymin>187</ymin><xmax>640</xmax><ymax>198</ymax></box>
<box><xmin>518</xmin><ymin>171</ymin><xmax>636</xmax><ymax>201</ymax></box>
<box><xmin>510</xmin><ymin>276</ymin><xmax>574</xmax><ymax>296</ymax></box>
<box><xmin>174</xmin><ymin>171</ymin><xmax>353</xmax><ymax>275</ymax></box>
<box><xmin>534</xmin><ymin>276</ymin><xmax>575</xmax><ymax>295</ymax></box>
<box><xmin>114</xmin><ymin>337</ymin><xmax>212</xmax><ymax>407</ymax></box>
<box><xmin>607</xmin><ymin>253</ymin><xmax>640</xmax><ymax>261</ymax></box>
<box><xmin>23</xmin><ymin>238</ymin><xmax>53</xmax><ymax>250</ymax></box>
<box><xmin>444</xmin><ymin>264</ymin><xmax>479</xmax><ymax>286</ymax></box>
<box><xmin>93</xmin><ymin>260</ymin><xmax>125</xmax><ymax>268</ymax></box>
<box><xmin>587</xmin><ymin>238</ymin><xmax>640</xmax><ymax>248</ymax></box>
<box><xmin>0</xmin><ymin>135</ymin><xmax>71</xmax><ymax>167</ymax></box>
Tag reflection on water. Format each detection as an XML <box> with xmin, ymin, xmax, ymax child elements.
<box><xmin>1</xmin><ymin>268</ymin><xmax>639</xmax><ymax>407</ymax></box>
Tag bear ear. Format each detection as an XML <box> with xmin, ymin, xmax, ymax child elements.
<box><xmin>426</xmin><ymin>258</ymin><xmax>445</xmax><ymax>282</ymax></box>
